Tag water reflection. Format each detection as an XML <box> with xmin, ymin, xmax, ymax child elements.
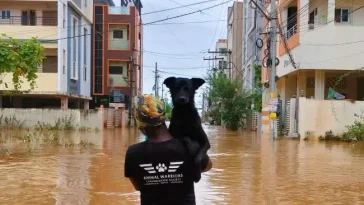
<box><xmin>1</xmin><ymin>126</ymin><xmax>364</xmax><ymax>204</ymax></box>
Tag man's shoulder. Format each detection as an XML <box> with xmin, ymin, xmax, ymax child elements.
<box><xmin>127</xmin><ymin>141</ymin><xmax>146</xmax><ymax>154</ymax></box>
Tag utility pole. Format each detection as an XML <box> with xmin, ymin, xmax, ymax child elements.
<box><xmin>154</xmin><ymin>62</ymin><xmax>159</xmax><ymax>98</ymax></box>
<box><xmin>269</xmin><ymin>0</ymin><xmax>278</xmax><ymax>140</ymax></box>
<box><xmin>128</xmin><ymin>55</ymin><xmax>135</xmax><ymax>127</ymax></box>
<box><xmin>161</xmin><ymin>83</ymin><xmax>164</xmax><ymax>101</ymax></box>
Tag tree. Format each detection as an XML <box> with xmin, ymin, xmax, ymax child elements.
<box><xmin>165</xmin><ymin>102</ymin><xmax>172</xmax><ymax>120</ymax></box>
<box><xmin>252</xmin><ymin>64</ymin><xmax>263</xmax><ymax>112</ymax></box>
<box><xmin>0</xmin><ymin>34</ymin><xmax>45</xmax><ymax>90</ymax></box>
<box><xmin>206</xmin><ymin>72</ymin><xmax>251</xmax><ymax>130</ymax></box>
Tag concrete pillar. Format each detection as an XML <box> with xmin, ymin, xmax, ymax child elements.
<box><xmin>61</xmin><ymin>97</ymin><xmax>68</xmax><ymax>109</ymax></box>
<box><xmin>327</xmin><ymin>0</ymin><xmax>336</xmax><ymax>23</ymax></box>
<box><xmin>314</xmin><ymin>70</ymin><xmax>325</xmax><ymax>100</ymax></box>
<box><xmin>84</xmin><ymin>100</ymin><xmax>89</xmax><ymax>110</ymax></box>
<box><xmin>297</xmin><ymin>71</ymin><xmax>307</xmax><ymax>97</ymax></box>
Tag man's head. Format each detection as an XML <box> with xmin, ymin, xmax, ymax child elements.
<box><xmin>134</xmin><ymin>94</ymin><xmax>167</xmax><ymax>138</ymax></box>
<box><xmin>163</xmin><ymin>77</ymin><xmax>205</xmax><ymax>106</ymax></box>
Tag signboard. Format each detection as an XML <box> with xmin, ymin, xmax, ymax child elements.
<box><xmin>269</xmin><ymin>99</ymin><xmax>278</xmax><ymax>113</ymax></box>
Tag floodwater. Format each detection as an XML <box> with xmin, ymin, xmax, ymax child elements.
<box><xmin>1</xmin><ymin>126</ymin><xmax>364</xmax><ymax>204</ymax></box>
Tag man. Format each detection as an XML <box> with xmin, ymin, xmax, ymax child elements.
<box><xmin>124</xmin><ymin>94</ymin><xmax>212</xmax><ymax>205</ymax></box>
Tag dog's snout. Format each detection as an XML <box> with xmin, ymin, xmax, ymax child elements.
<box><xmin>177</xmin><ymin>97</ymin><xmax>187</xmax><ymax>104</ymax></box>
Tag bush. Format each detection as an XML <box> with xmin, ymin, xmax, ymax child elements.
<box><xmin>206</xmin><ymin>72</ymin><xmax>251</xmax><ymax>130</ymax></box>
<box><xmin>343</xmin><ymin>121</ymin><xmax>364</xmax><ymax>141</ymax></box>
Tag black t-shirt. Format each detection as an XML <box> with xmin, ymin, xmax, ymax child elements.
<box><xmin>124</xmin><ymin>138</ymin><xmax>209</xmax><ymax>205</ymax></box>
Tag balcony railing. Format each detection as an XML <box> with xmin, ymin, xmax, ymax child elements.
<box><xmin>285</xmin><ymin>24</ymin><xmax>297</xmax><ymax>39</ymax></box>
<box><xmin>0</xmin><ymin>16</ymin><xmax>57</xmax><ymax>26</ymax></box>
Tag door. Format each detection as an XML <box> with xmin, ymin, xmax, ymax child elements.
<box><xmin>21</xmin><ymin>10</ymin><xmax>36</xmax><ymax>26</ymax></box>
<box><xmin>21</xmin><ymin>11</ymin><xmax>27</xmax><ymax>25</ymax></box>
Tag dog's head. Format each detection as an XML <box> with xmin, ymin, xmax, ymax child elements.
<box><xmin>163</xmin><ymin>77</ymin><xmax>205</xmax><ymax>106</ymax></box>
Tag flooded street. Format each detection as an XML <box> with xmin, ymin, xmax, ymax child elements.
<box><xmin>1</xmin><ymin>126</ymin><xmax>364</xmax><ymax>204</ymax></box>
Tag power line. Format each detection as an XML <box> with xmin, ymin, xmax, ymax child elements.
<box><xmin>143</xmin><ymin>0</ymin><xmax>234</xmax><ymax>26</ymax></box>
<box><xmin>142</xmin><ymin>0</ymin><xmax>221</xmax><ymax>15</ymax></box>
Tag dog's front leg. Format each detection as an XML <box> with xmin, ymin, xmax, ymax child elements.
<box><xmin>193</xmin><ymin>126</ymin><xmax>210</xmax><ymax>165</ymax></box>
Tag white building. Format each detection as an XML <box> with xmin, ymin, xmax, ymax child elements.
<box><xmin>0</xmin><ymin>0</ymin><xmax>93</xmax><ymax>109</ymax></box>
<box><xmin>261</xmin><ymin>0</ymin><xmax>364</xmax><ymax>139</ymax></box>
<box><xmin>213</xmin><ymin>39</ymin><xmax>229</xmax><ymax>75</ymax></box>
<box><xmin>242</xmin><ymin>0</ymin><xmax>264</xmax><ymax>90</ymax></box>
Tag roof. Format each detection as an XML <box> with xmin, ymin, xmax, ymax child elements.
<box><xmin>93</xmin><ymin>0</ymin><xmax>115</xmax><ymax>6</ymax></box>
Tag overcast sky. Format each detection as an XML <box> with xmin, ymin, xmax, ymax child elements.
<box><xmin>114</xmin><ymin>0</ymin><xmax>232</xmax><ymax>108</ymax></box>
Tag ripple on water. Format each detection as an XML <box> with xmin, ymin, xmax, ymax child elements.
<box><xmin>1</xmin><ymin>128</ymin><xmax>364</xmax><ymax>204</ymax></box>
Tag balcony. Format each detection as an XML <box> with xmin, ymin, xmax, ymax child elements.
<box><xmin>285</xmin><ymin>24</ymin><xmax>297</xmax><ymax>40</ymax></box>
<box><xmin>0</xmin><ymin>16</ymin><xmax>57</xmax><ymax>26</ymax></box>
<box><xmin>0</xmin><ymin>16</ymin><xmax>58</xmax><ymax>46</ymax></box>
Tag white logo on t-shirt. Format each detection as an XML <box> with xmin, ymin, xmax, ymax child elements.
<box><xmin>139</xmin><ymin>161</ymin><xmax>184</xmax><ymax>174</ymax></box>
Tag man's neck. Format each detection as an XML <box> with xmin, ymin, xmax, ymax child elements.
<box><xmin>147</xmin><ymin>128</ymin><xmax>173</xmax><ymax>142</ymax></box>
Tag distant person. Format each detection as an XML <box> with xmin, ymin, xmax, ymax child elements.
<box><xmin>124</xmin><ymin>94</ymin><xmax>212</xmax><ymax>205</ymax></box>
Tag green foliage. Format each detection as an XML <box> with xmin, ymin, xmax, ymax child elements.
<box><xmin>320</xmin><ymin>114</ymin><xmax>364</xmax><ymax>142</ymax></box>
<box><xmin>252</xmin><ymin>65</ymin><xmax>263</xmax><ymax>112</ymax></box>
<box><xmin>165</xmin><ymin>102</ymin><xmax>172</xmax><ymax>120</ymax></box>
<box><xmin>0</xmin><ymin>34</ymin><xmax>45</xmax><ymax>90</ymax></box>
<box><xmin>206</xmin><ymin>72</ymin><xmax>251</xmax><ymax>130</ymax></box>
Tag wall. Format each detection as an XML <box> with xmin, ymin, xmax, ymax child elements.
<box><xmin>0</xmin><ymin>108</ymin><xmax>104</xmax><ymax>129</ymax></box>
<box><xmin>67</xmin><ymin>6</ymin><xmax>82</xmax><ymax>95</ymax></box>
<box><xmin>66</xmin><ymin>5</ymin><xmax>92</xmax><ymax>98</ymax></box>
<box><xmin>298</xmin><ymin>97</ymin><xmax>364</xmax><ymax>138</ymax></box>
<box><xmin>58</xmin><ymin>0</ymin><xmax>68</xmax><ymax>93</ymax></box>
<box><xmin>277</xmin><ymin>0</ymin><xmax>364</xmax><ymax>77</ymax></box>
<box><xmin>0</xmin><ymin>73</ymin><xmax>58</xmax><ymax>91</ymax></box>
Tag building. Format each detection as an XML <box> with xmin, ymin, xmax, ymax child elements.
<box><xmin>92</xmin><ymin>0</ymin><xmax>143</xmax><ymax>110</ymax></box>
<box><xmin>0</xmin><ymin>0</ymin><xmax>93</xmax><ymax>109</ymax></box>
<box><xmin>242</xmin><ymin>0</ymin><xmax>264</xmax><ymax>90</ymax></box>
<box><xmin>227</xmin><ymin>1</ymin><xmax>244</xmax><ymax>81</ymax></box>
<box><xmin>261</xmin><ymin>0</ymin><xmax>364</xmax><ymax>138</ymax></box>
<box><xmin>213</xmin><ymin>39</ymin><xmax>229</xmax><ymax>74</ymax></box>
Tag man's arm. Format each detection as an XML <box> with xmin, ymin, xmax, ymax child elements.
<box><xmin>124</xmin><ymin>147</ymin><xmax>140</xmax><ymax>191</ymax></box>
<box><xmin>202</xmin><ymin>158</ymin><xmax>212</xmax><ymax>173</ymax></box>
<box><xmin>129</xmin><ymin>178</ymin><xmax>140</xmax><ymax>191</ymax></box>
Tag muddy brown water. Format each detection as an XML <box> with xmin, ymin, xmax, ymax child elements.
<box><xmin>1</xmin><ymin>126</ymin><xmax>364</xmax><ymax>204</ymax></box>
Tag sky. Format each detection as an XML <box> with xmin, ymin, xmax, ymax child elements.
<box><xmin>114</xmin><ymin>0</ymin><xmax>233</xmax><ymax>108</ymax></box>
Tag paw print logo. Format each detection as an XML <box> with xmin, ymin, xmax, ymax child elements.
<box><xmin>156</xmin><ymin>163</ymin><xmax>167</xmax><ymax>173</ymax></box>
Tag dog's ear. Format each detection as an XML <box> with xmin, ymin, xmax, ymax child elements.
<box><xmin>163</xmin><ymin>77</ymin><xmax>176</xmax><ymax>89</ymax></box>
<box><xmin>191</xmin><ymin>78</ymin><xmax>205</xmax><ymax>90</ymax></box>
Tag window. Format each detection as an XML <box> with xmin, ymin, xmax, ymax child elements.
<box><xmin>71</xmin><ymin>17</ymin><xmax>78</xmax><ymax>80</ymax></box>
<box><xmin>113</xmin><ymin>30</ymin><xmax>123</xmax><ymax>39</ymax></box>
<box><xmin>21</xmin><ymin>10</ymin><xmax>36</xmax><ymax>26</ymax></box>
<box><xmin>335</xmin><ymin>8</ymin><xmax>349</xmax><ymax>23</ymax></box>
<box><xmin>84</xmin><ymin>28</ymin><xmax>87</xmax><ymax>81</ymax></box>
<box><xmin>309</xmin><ymin>8</ymin><xmax>317</xmax><ymax>24</ymax></box>
<box><xmin>63</xmin><ymin>5</ymin><xmax>66</xmax><ymax>28</ymax></box>
<box><xmin>109</xmin><ymin>24</ymin><xmax>129</xmax><ymax>50</ymax></box>
<box><xmin>109</xmin><ymin>61</ymin><xmax>128</xmax><ymax>87</ymax></box>
<box><xmin>63</xmin><ymin>49</ymin><xmax>66</xmax><ymax>74</ymax></box>
<box><xmin>219</xmin><ymin>48</ymin><xmax>227</xmax><ymax>56</ymax></box>
<box><xmin>1</xmin><ymin>10</ymin><xmax>10</xmax><ymax>19</ymax></box>
<box><xmin>218</xmin><ymin>61</ymin><xmax>227</xmax><ymax>70</ymax></box>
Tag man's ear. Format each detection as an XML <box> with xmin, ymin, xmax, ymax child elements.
<box><xmin>163</xmin><ymin>77</ymin><xmax>176</xmax><ymax>89</ymax></box>
<box><xmin>191</xmin><ymin>78</ymin><xmax>205</xmax><ymax>90</ymax></box>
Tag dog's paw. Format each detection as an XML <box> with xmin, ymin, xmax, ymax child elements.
<box><xmin>193</xmin><ymin>169</ymin><xmax>202</xmax><ymax>183</ymax></box>
<box><xmin>156</xmin><ymin>163</ymin><xmax>167</xmax><ymax>173</ymax></box>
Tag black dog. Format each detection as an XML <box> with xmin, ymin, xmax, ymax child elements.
<box><xmin>163</xmin><ymin>77</ymin><xmax>210</xmax><ymax>182</ymax></box>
